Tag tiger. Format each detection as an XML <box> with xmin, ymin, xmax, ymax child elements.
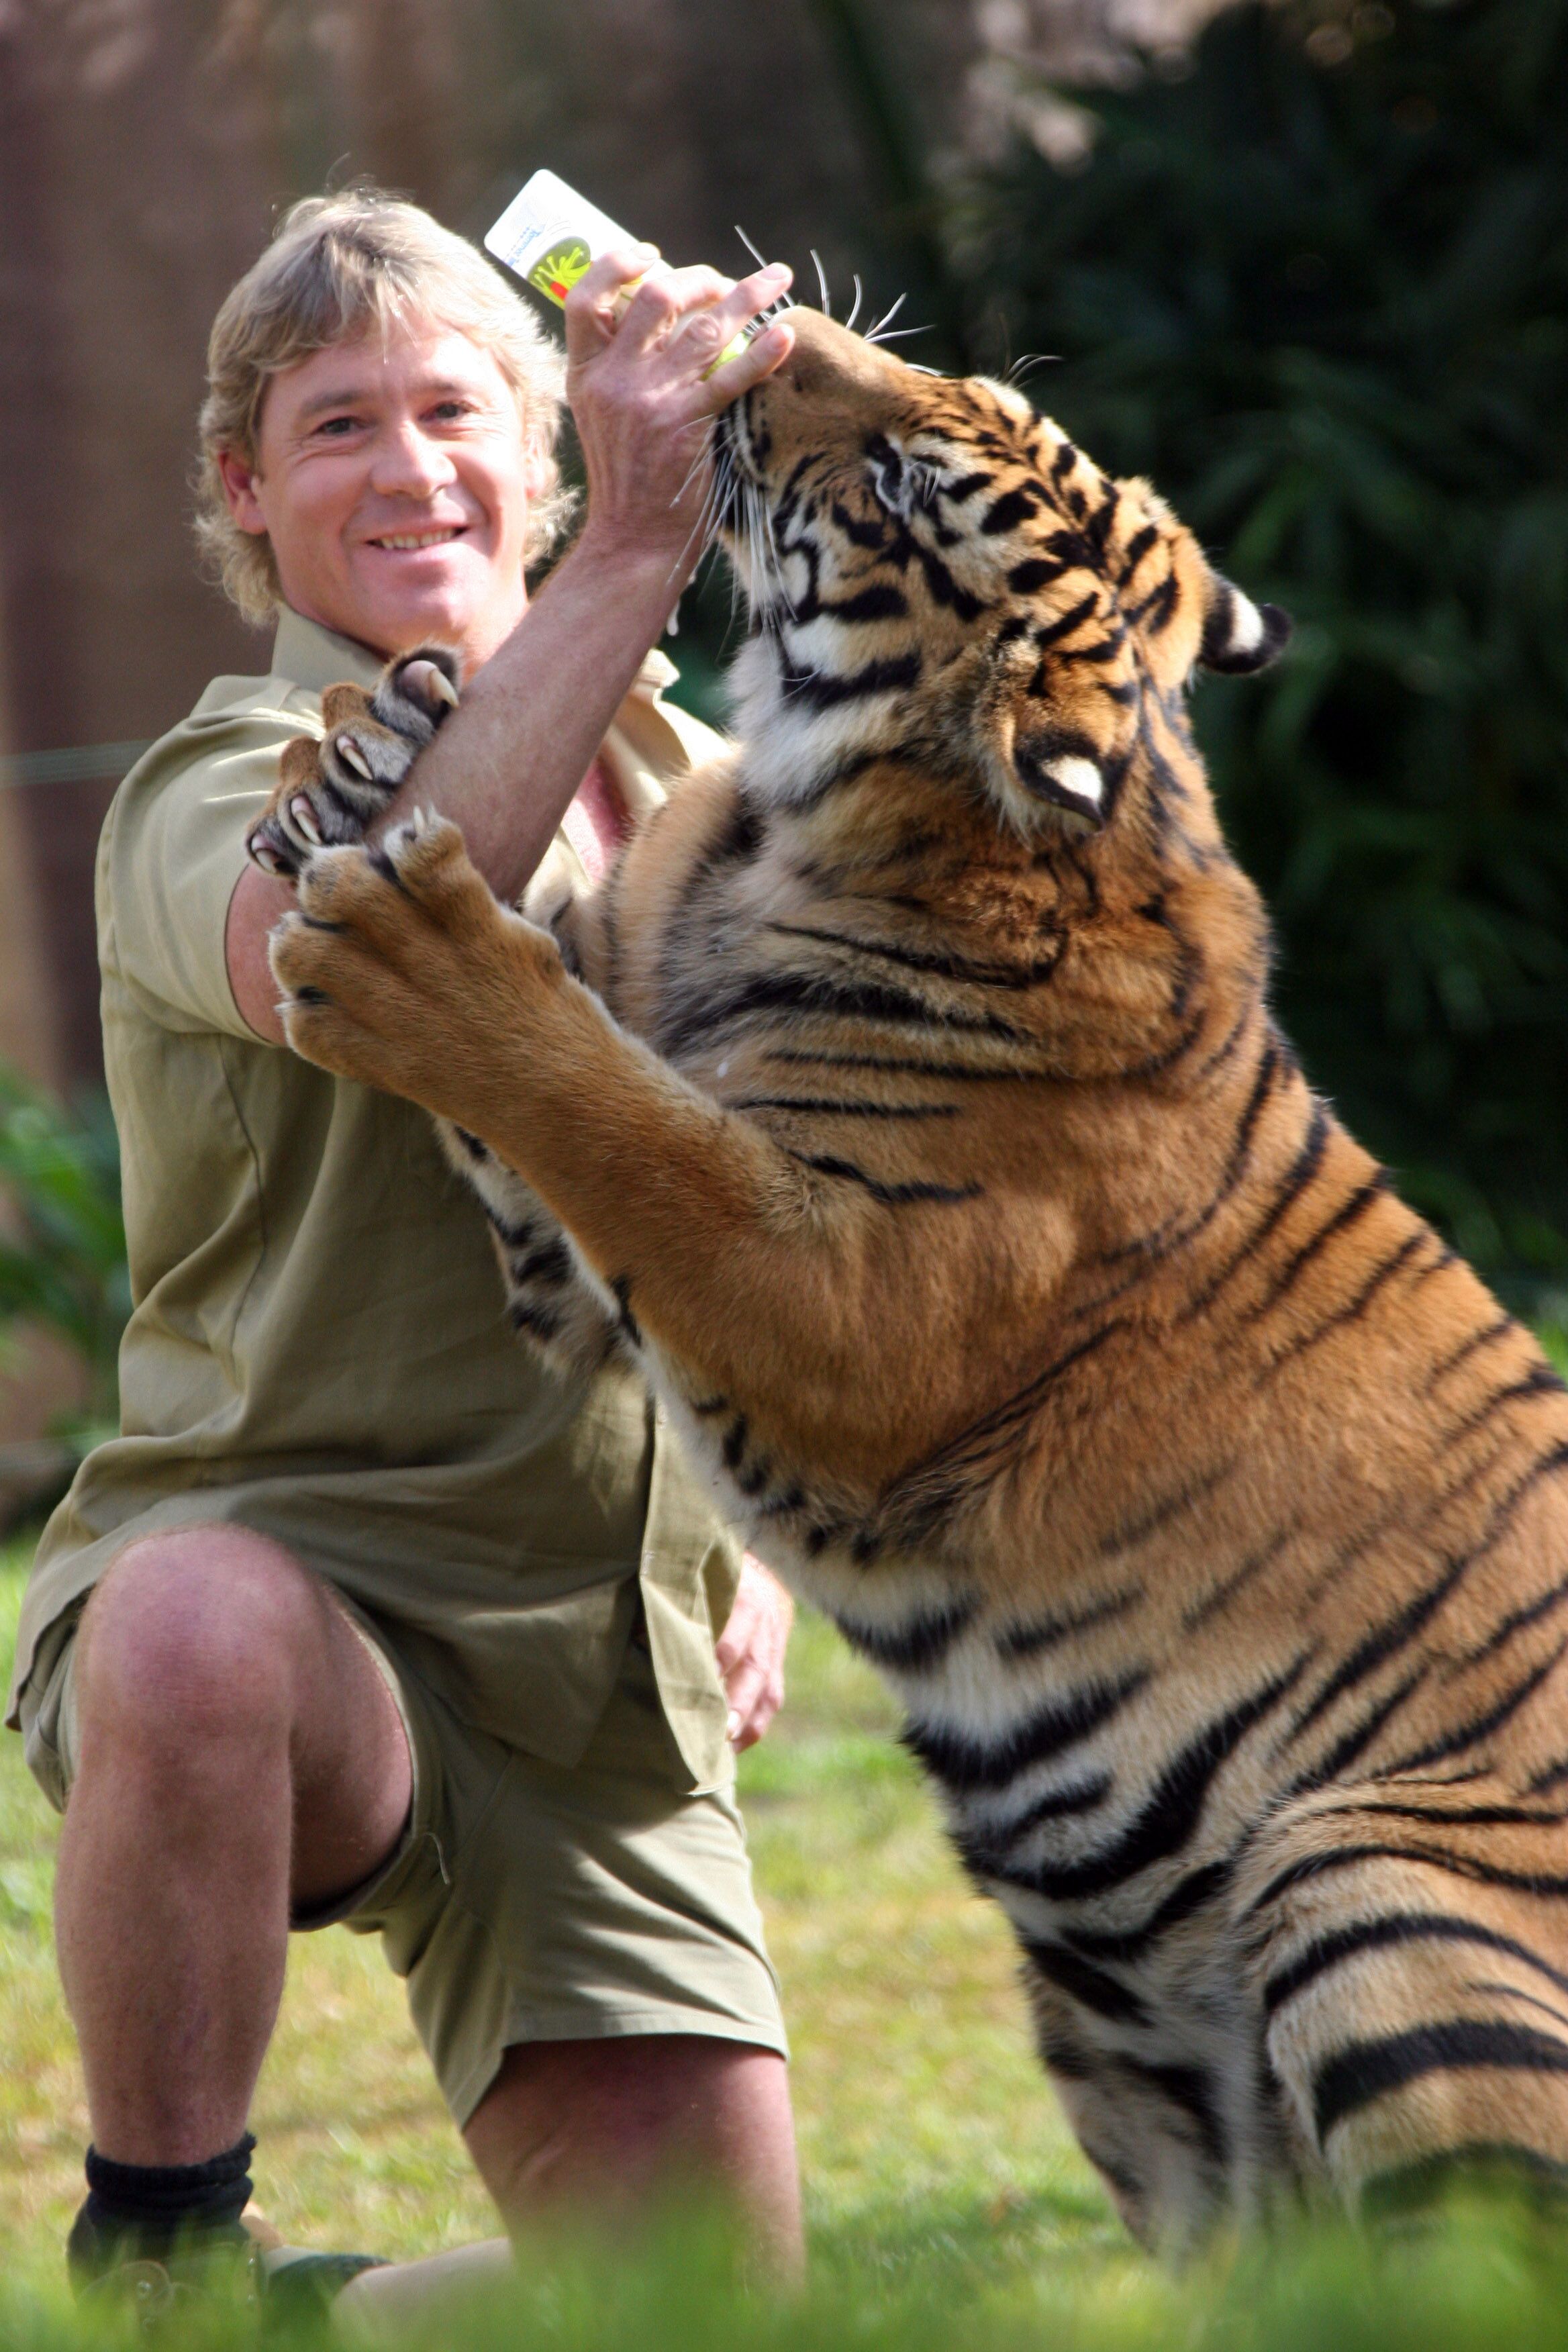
<box><xmin>252</xmin><ymin>307</ymin><xmax>1568</xmax><ymax>2257</ymax></box>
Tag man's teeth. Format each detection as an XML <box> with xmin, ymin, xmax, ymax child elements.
<box><xmin>374</xmin><ymin>529</ymin><xmax>461</xmax><ymax>550</ymax></box>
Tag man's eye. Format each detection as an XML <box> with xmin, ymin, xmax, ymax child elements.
<box><xmin>315</xmin><ymin>415</ymin><xmax>361</xmax><ymax>438</ymax></box>
<box><xmin>430</xmin><ymin>401</ymin><xmax>473</xmax><ymax>423</ymax></box>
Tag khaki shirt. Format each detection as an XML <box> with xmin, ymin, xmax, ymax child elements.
<box><xmin>7</xmin><ymin>609</ymin><xmax>740</xmax><ymax>1790</ymax></box>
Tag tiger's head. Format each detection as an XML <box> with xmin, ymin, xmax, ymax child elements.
<box><xmin>718</xmin><ymin>309</ymin><xmax>1289</xmax><ymax>839</ymax></box>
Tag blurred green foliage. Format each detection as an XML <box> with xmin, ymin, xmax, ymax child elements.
<box><xmin>0</xmin><ymin>1070</ymin><xmax>128</xmax><ymax>1453</ymax></box>
<box><xmin>963</xmin><ymin>0</ymin><xmax>1568</xmax><ymax>1302</ymax></box>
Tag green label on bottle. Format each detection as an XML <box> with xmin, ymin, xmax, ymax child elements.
<box><xmin>526</xmin><ymin>237</ymin><xmax>593</xmax><ymax>307</ymax></box>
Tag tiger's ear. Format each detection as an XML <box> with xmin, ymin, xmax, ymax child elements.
<box><xmin>962</xmin><ymin>640</ymin><xmax>1113</xmax><ymax>833</ymax></box>
<box><xmin>1010</xmin><ymin>732</ymin><xmax>1108</xmax><ymax>828</ymax></box>
<box><xmin>1199</xmin><ymin>575</ymin><xmax>1292</xmax><ymax>675</ymax></box>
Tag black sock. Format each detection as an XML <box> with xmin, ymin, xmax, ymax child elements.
<box><xmin>67</xmin><ymin>2133</ymin><xmax>256</xmax><ymax>2282</ymax></box>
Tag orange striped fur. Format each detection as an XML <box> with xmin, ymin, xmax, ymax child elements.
<box><xmin>264</xmin><ymin>311</ymin><xmax>1568</xmax><ymax>2251</ymax></box>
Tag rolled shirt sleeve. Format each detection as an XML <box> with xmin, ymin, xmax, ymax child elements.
<box><xmin>102</xmin><ymin>706</ymin><xmax>319</xmax><ymax>1042</ymax></box>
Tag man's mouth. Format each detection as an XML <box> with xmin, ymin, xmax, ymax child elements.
<box><xmin>368</xmin><ymin>527</ymin><xmax>467</xmax><ymax>552</ymax></box>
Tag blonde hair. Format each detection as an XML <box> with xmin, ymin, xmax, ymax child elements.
<box><xmin>195</xmin><ymin>188</ymin><xmax>573</xmax><ymax>624</ymax></box>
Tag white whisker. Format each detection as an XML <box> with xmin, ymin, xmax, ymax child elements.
<box><xmin>865</xmin><ymin>324</ymin><xmax>930</xmax><ymax>345</ymax></box>
<box><xmin>750</xmin><ymin>494</ymin><xmax>772</xmax><ymax>627</ymax></box>
<box><xmin>864</xmin><ymin>291</ymin><xmax>907</xmax><ymax>340</ymax></box>
<box><xmin>671</xmin><ymin>489</ymin><xmax>721</xmax><ymax>585</ymax></box>
<box><xmin>845</xmin><ymin>274</ymin><xmax>863</xmax><ymax>334</ymax></box>
<box><xmin>668</xmin><ymin>419</ymin><xmax>740</xmax><ymax>584</ymax></box>
<box><xmin>810</xmin><ymin>248</ymin><xmax>831</xmax><ymax>317</ymax></box>
<box><xmin>734</xmin><ymin>224</ymin><xmax>769</xmax><ymax>273</ymax></box>
<box><xmin>671</xmin><ymin>434</ymin><xmax>715</xmax><ymax>510</ymax></box>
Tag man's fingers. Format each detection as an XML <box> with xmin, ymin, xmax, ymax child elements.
<box><xmin>724</xmin><ymin>1656</ymin><xmax>780</xmax><ymax>1753</ymax></box>
<box><xmin>699</xmin><ymin>261</ymin><xmax>792</xmax><ymax>346</ymax></box>
<box><xmin>714</xmin><ymin>1584</ymin><xmax>761</xmax><ymax>1678</ymax></box>
<box><xmin>616</xmin><ymin>263</ymin><xmax>738</xmax><ymax>353</ymax></box>
<box><xmin>697</xmin><ymin>317</ymin><xmax>795</xmax><ymax>409</ymax></box>
<box><xmin>716</xmin><ymin>1557</ymin><xmax>793</xmax><ymax>1750</ymax></box>
<box><xmin>675</xmin><ymin>264</ymin><xmax>793</xmax><ymax>397</ymax></box>
<box><xmin>569</xmin><ymin>258</ymin><xmax>742</xmax><ymax>366</ymax></box>
<box><xmin>683</xmin><ymin>259</ymin><xmax>789</xmax><ymax>320</ymax></box>
<box><xmin>722</xmin><ymin>1637</ymin><xmax>785</xmax><ymax>1751</ymax></box>
<box><xmin>577</xmin><ymin>258</ymin><xmax>793</xmax><ymax>391</ymax></box>
<box><xmin>562</xmin><ymin>251</ymin><xmax>793</xmax><ymax>571</ymax></box>
<box><xmin>562</xmin><ymin>244</ymin><xmax>663</xmax><ymax>362</ymax></box>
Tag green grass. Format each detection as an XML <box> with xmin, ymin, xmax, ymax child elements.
<box><xmin>5</xmin><ymin>1538</ymin><xmax>1568</xmax><ymax>2345</ymax></box>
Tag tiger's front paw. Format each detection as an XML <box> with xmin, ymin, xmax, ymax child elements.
<box><xmin>246</xmin><ymin>648</ymin><xmax>460</xmax><ymax>879</ymax></box>
<box><xmin>269</xmin><ymin>810</ymin><xmax>562</xmax><ymax>1117</ymax></box>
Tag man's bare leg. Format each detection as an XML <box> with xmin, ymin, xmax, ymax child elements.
<box><xmin>54</xmin><ymin>1528</ymin><xmax>803</xmax><ymax>2304</ymax></box>
<box><xmin>466</xmin><ymin>2038</ymin><xmax>803</xmax><ymax>2274</ymax></box>
<box><xmin>337</xmin><ymin>2037</ymin><xmax>801</xmax><ymax>2339</ymax></box>
<box><xmin>54</xmin><ymin>1526</ymin><xmax>412</xmax><ymax>2167</ymax></box>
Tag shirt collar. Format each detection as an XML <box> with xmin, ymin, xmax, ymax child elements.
<box><xmin>271</xmin><ymin>608</ymin><xmax>386</xmax><ymax>698</ymax></box>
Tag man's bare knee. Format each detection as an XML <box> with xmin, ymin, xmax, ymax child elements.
<box><xmin>64</xmin><ymin>1526</ymin><xmax>410</xmax><ymax>1925</ymax></box>
<box><xmin>75</xmin><ymin>1527</ymin><xmax>329</xmax><ymax>1759</ymax></box>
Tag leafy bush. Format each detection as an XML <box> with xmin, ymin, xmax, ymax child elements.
<box><xmin>962</xmin><ymin>0</ymin><xmax>1568</xmax><ymax>1303</ymax></box>
<box><xmin>0</xmin><ymin>1068</ymin><xmax>128</xmax><ymax>1455</ymax></box>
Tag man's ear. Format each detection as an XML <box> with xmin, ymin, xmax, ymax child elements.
<box><xmin>215</xmin><ymin>448</ymin><xmax>268</xmax><ymax>538</ymax></box>
<box><xmin>1199</xmin><ymin>571</ymin><xmax>1293</xmax><ymax>674</ymax></box>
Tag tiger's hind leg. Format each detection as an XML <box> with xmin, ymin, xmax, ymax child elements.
<box><xmin>1241</xmin><ymin>1781</ymin><xmax>1568</xmax><ymax>2223</ymax></box>
<box><xmin>1020</xmin><ymin>1962</ymin><xmax>1232</xmax><ymax>2257</ymax></box>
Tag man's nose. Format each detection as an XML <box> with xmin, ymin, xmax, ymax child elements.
<box><xmin>371</xmin><ymin>424</ymin><xmax>456</xmax><ymax>499</ymax></box>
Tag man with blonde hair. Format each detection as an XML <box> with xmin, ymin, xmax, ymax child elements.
<box><xmin>7</xmin><ymin>188</ymin><xmax>803</xmax><ymax>2316</ymax></box>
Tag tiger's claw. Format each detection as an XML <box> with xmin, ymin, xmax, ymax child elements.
<box><xmin>334</xmin><ymin>736</ymin><xmax>374</xmax><ymax>783</ymax></box>
<box><xmin>399</xmin><ymin>658</ymin><xmax>459</xmax><ymax>712</ymax></box>
<box><xmin>248</xmin><ymin>832</ymin><xmax>295</xmax><ymax>877</ymax></box>
<box><xmin>244</xmin><ymin>649</ymin><xmax>459</xmax><ymax>884</ymax></box>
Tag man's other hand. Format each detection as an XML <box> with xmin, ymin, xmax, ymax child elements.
<box><xmin>716</xmin><ymin>1556</ymin><xmax>795</xmax><ymax>1753</ymax></box>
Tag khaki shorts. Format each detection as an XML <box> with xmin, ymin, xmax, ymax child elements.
<box><xmin>22</xmin><ymin>1597</ymin><xmax>786</xmax><ymax>2128</ymax></box>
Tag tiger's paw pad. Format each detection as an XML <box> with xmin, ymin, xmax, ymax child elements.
<box><xmin>246</xmin><ymin>647</ymin><xmax>460</xmax><ymax>879</ymax></box>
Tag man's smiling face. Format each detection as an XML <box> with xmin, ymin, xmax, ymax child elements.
<box><xmin>219</xmin><ymin>320</ymin><xmax>546</xmax><ymax>673</ymax></box>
